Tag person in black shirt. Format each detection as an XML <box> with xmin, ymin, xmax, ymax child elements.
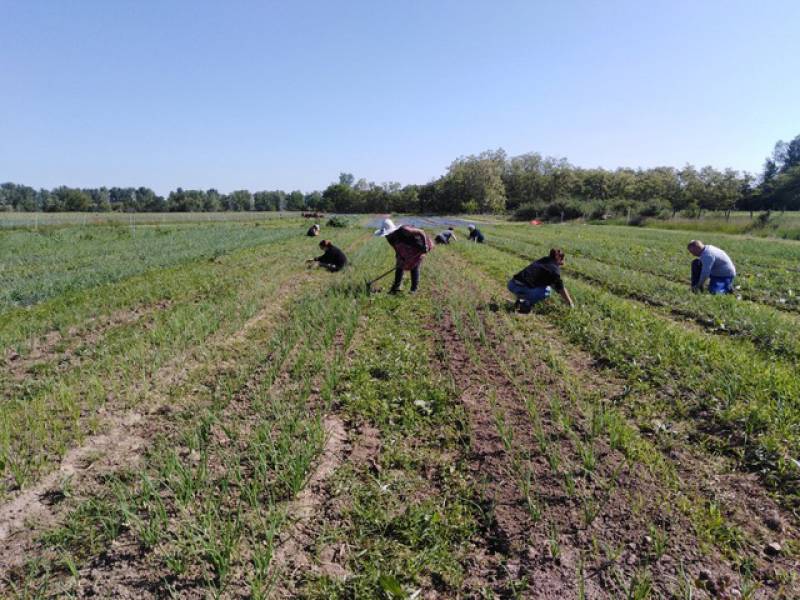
<box><xmin>308</xmin><ymin>240</ymin><xmax>347</xmax><ymax>272</ymax></box>
<box><xmin>307</xmin><ymin>223</ymin><xmax>320</xmax><ymax>237</ymax></box>
<box><xmin>467</xmin><ymin>224</ymin><xmax>485</xmax><ymax>243</ymax></box>
<box><xmin>507</xmin><ymin>248</ymin><xmax>574</xmax><ymax>312</ymax></box>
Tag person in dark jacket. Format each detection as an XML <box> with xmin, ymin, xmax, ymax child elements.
<box><xmin>308</xmin><ymin>239</ymin><xmax>347</xmax><ymax>272</ymax></box>
<box><xmin>467</xmin><ymin>224</ymin><xmax>485</xmax><ymax>243</ymax></box>
<box><xmin>507</xmin><ymin>248</ymin><xmax>574</xmax><ymax>312</ymax></box>
<box><xmin>306</xmin><ymin>223</ymin><xmax>320</xmax><ymax>237</ymax></box>
<box><xmin>374</xmin><ymin>218</ymin><xmax>432</xmax><ymax>294</ymax></box>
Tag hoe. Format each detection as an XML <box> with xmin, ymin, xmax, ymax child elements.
<box><xmin>365</xmin><ymin>266</ymin><xmax>396</xmax><ymax>295</ymax></box>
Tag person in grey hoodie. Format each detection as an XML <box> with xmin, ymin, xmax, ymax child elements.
<box><xmin>687</xmin><ymin>240</ymin><xmax>736</xmax><ymax>294</ymax></box>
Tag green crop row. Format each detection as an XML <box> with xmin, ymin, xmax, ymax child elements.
<box><xmin>486</xmin><ymin>231</ymin><xmax>800</xmax><ymax>363</ymax></box>
<box><xmin>0</xmin><ymin>220</ymin><xmax>307</xmax><ymax>311</ymax></box>
<box><xmin>486</xmin><ymin>224</ymin><xmax>800</xmax><ymax>312</ymax></box>
<box><xmin>452</xmin><ymin>241</ymin><xmax>800</xmax><ymax>507</ymax></box>
<box><xmin>6</xmin><ymin>241</ymin><xmax>371</xmax><ymax>598</ymax></box>
<box><xmin>0</xmin><ymin>230</ymin><xmax>367</xmax><ymax>490</ymax></box>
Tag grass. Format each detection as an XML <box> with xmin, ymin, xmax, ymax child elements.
<box><xmin>2</xmin><ymin>218</ymin><xmax>799</xmax><ymax>598</ymax></box>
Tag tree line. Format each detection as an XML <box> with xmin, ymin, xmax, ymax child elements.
<box><xmin>2</xmin><ymin>133</ymin><xmax>797</xmax><ymax>219</ymax></box>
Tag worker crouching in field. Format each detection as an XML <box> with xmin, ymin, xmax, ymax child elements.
<box><xmin>467</xmin><ymin>224</ymin><xmax>485</xmax><ymax>243</ymax></box>
<box><xmin>508</xmin><ymin>248</ymin><xmax>575</xmax><ymax>313</ymax></box>
<box><xmin>375</xmin><ymin>218</ymin><xmax>433</xmax><ymax>294</ymax></box>
<box><xmin>307</xmin><ymin>223</ymin><xmax>320</xmax><ymax>237</ymax></box>
<box><xmin>687</xmin><ymin>240</ymin><xmax>736</xmax><ymax>294</ymax></box>
<box><xmin>308</xmin><ymin>240</ymin><xmax>347</xmax><ymax>272</ymax></box>
<box><xmin>434</xmin><ymin>227</ymin><xmax>457</xmax><ymax>245</ymax></box>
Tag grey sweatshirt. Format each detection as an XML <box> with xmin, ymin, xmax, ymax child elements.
<box><xmin>697</xmin><ymin>245</ymin><xmax>736</xmax><ymax>287</ymax></box>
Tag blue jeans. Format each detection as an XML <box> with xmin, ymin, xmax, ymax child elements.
<box><xmin>691</xmin><ymin>259</ymin><xmax>734</xmax><ymax>294</ymax></box>
<box><xmin>507</xmin><ymin>279</ymin><xmax>551</xmax><ymax>306</ymax></box>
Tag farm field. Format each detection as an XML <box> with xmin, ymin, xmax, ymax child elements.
<box><xmin>1</xmin><ymin>217</ymin><xmax>799</xmax><ymax>598</ymax></box>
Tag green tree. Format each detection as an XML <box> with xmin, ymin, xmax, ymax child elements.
<box><xmin>227</xmin><ymin>190</ymin><xmax>252</xmax><ymax>211</ymax></box>
<box><xmin>286</xmin><ymin>190</ymin><xmax>305</xmax><ymax>210</ymax></box>
<box><xmin>53</xmin><ymin>186</ymin><xmax>91</xmax><ymax>211</ymax></box>
<box><xmin>441</xmin><ymin>150</ymin><xmax>507</xmax><ymax>213</ymax></box>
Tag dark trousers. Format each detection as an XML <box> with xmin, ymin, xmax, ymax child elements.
<box><xmin>320</xmin><ymin>262</ymin><xmax>343</xmax><ymax>272</ymax></box>
<box><xmin>690</xmin><ymin>259</ymin><xmax>702</xmax><ymax>287</ymax></box>
<box><xmin>393</xmin><ymin>266</ymin><xmax>420</xmax><ymax>291</ymax></box>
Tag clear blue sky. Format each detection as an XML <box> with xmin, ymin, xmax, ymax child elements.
<box><xmin>2</xmin><ymin>0</ymin><xmax>799</xmax><ymax>194</ymax></box>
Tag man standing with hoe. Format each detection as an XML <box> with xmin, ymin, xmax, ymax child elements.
<box><xmin>374</xmin><ymin>218</ymin><xmax>432</xmax><ymax>294</ymax></box>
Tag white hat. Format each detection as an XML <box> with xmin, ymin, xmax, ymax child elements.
<box><xmin>468</xmin><ymin>224</ymin><xmax>475</xmax><ymax>230</ymax></box>
<box><xmin>374</xmin><ymin>218</ymin><xmax>398</xmax><ymax>237</ymax></box>
<box><xmin>314</xmin><ymin>223</ymin><xmax>320</xmax><ymax>228</ymax></box>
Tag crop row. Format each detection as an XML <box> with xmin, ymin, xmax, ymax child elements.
<box><xmin>0</xmin><ymin>220</ymin><xmax>305</xmax><ymax>311</ymax></box>
<box><xmin>428</xmin><ymin>249</ymin><xmax>800</xmax><ymax>596</ymax></box>
<box><xmin>487</xmin><ymin>224</ymin><xmax>800</xmax><ymax>312</ymax></box>
<box><xmin>452</xmin><ymin>241</ymin><xmax>800</xmax><ymax>507</ymax></box>
<box><xmin>486</xmin><ymin>231</ymin><xmax>800</xmax><ymax>363</ymax></box>
<box><xmin>0</xmin><ymin>229</ymin><xmax>366</xmax><ymax>491</ymax></box>
<box><xmin>4</xmin><ymin>238</ymin><xmax>376</xmax><ymax>597</ymax></box>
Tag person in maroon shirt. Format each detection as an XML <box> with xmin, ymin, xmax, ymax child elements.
<box><xmin>374</xmin><ymin>218</ymin><xmax>432</xmax><ymax>294</ymax></box>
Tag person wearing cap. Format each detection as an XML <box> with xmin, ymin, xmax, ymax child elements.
<box><xmin>434</xmin><ymin>227</ymin><xmax>457</xmax><ymax>245</ymax></box>
<box><xmin>687</xmin><ymin>240</ymin><xmax>736</xmax><ymax>294</ymax></box>
<box><xmin>307</xmin><ymin>239</ymin><xmax>347</xmax><ymax>272</ymax></box>
<box><xmin>508</xmin><ymin>248</ymin><xmax>574</xmax><ymax>313</ymax></box>
<box><xmin>374</xmin><ymin>218</ymin><xmax>432</xmax><ymax>294</ymax></box>
<box><xmin>467</xmin><ymin>224</ymin><xmax>485</xmax><ymax>243</ymax></box>
<box><xmin>307</xmin><ymin>223</ymin><xmax>320</xmax><ymax>237</ymax></box>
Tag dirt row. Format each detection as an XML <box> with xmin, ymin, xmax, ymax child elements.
<box><xmin>0</xmin><ymin>272</ymin><xmax>317</xmax><ymax>589</ymax></box>
<box><xmin>427</xmin><ymin>248</ymin><xmax>799</xmax><ymax>598</ymax></box>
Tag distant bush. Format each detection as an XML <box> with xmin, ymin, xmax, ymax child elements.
<box><xmin>326</xmin><ymin>216</ymin><xmax>350</xmax><ymax>228</ymax></box>
<box><xmin>585</xmin><ymin>201</ymin><xmax>609</xmax><ymax>221</ymax></box>
<box><xmin>681</xmin><ymin>205</ymin><xmax>701</xmax><ymax>219</ymax></box>
<box><xmin>543</xmin><ymin>200</ymin><xmax>584</xmax><ymax>222</ymax></box>
<box><xmin>637</xmin><ymin>199</ymin><xmax>670</xmax><ymax>219</ymax></box>
<box><xmin>512</xmin><ymin>201</ymin><xmax>545</xmax><ymax>221</ymax></box>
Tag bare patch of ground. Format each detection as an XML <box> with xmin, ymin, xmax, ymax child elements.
<box><xmin>269</xmin><ymin>415</ymin><xmax>348</xmax><ymax>583</ymax></box>
<box><xmin>0</xmin><ymin>411</ymin><xmax>145</xmax><ymax>573</ymax></box>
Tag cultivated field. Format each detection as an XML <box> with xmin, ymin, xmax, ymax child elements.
<box><xmin>1</xmin><ymin>217</ymin><xmax>798</xmax><ymax>598</ymax></box>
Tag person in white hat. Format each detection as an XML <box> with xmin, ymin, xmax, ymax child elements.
<box><xmin>374</xmin><ymin>218</ymin><xmax>432</xmax><ymax>293</ymax></box>
<box><xmin>467</xmin><ymin>224</ymin><xmax>485</xmax><ymax>243</ymax></box>
<box><xmin>306</xmin><ymin>223</ymin><xmax>320</xmax><ymax>237</ymax></box>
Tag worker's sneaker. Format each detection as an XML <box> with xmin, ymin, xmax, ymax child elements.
<box><xmin>409</xmin><ymin>288</ymin><xmax>418</xmax><ymax>295</ymax></box>
<box><xmin>388</xmin><ymin>287</ymin><xmax>401</xmax><ymax>295</ymax></box>
<box><xmin>517</xmin><ymin>300</ymin><xmax>532</xmax><ymax>314</ymax></box>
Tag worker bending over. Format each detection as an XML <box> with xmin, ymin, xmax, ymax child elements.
<box><xmin>308</xmin><ymin>239</ymin><xmax>347</xmax><ymax>272</ymax></box>
<box><xmin>508</xmin><ymin>248</ymin><xmax>574</xmax><ymax>313</ymax></box>
<box><xmin>467</xmin><ymin>224</ymin><xmax>485</xmax><ymax>243</ymax></box>
<box><xmin>435</xmin><ymin>227</ymin><xmax>457</xmax><ymax>245</ymax></box>
<box><xmin>687</xmin><ymin>240</ymin><xmax>736</xmax><ymax>294</ymax></box>
<box><xmin>375</xmin><ymin>218</ymin><xmax>432</xmax><ymax>294</ymax></box>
